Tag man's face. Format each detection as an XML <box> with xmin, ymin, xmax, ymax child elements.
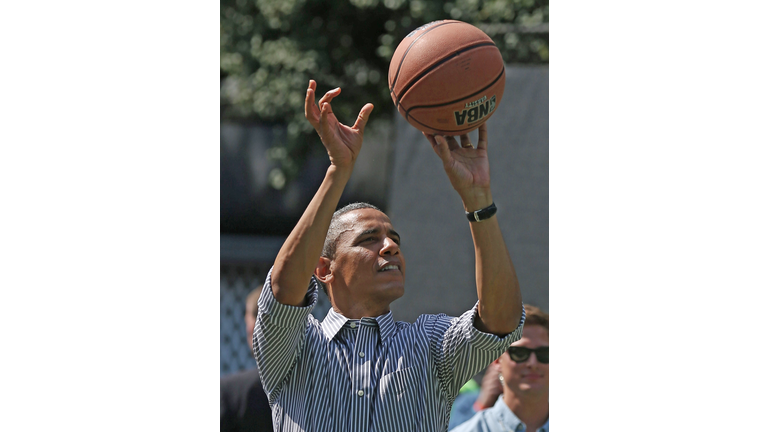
<box><xmin>329</xmin><ymin>208</ymin><xmax>406</xmax><ymax>307</ymax></box>
<box><xmin>500</xmin><ymin>324</ymin><xmax>549</xmax><ymax>396</ymax></box>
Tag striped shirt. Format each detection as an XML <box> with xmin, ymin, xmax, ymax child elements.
<box><xmin>254</xmin><ymin>268</ymin><xmax>525</xmax><ymax>432</ymax></box>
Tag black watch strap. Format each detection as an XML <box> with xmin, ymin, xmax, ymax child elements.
<box><xmin>465</xmin><ymin>202</ymin><xmax>497</xmax><ymax>222</ymax></box>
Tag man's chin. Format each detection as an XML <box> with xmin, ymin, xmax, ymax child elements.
<box><xmin>391</xmin><ymin>287</ymin><xmax>405</xmax><ymax>301</ymax></box>
<box><xmin>517</xmin><ymin>382</ymin><xmax>547</xmax><ymax>394</ymax></box>
<box><xmin>379</xmin><ymin>284</ymin><xmax>405</xmax><ymax>302</ymax></box>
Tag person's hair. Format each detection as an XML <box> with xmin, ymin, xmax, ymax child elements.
<box><xmin>522</xmin><ymin>303</ymin><xmax>548</xmax><ymax>330</ymax></box>
<box><xmin>316</xmin><ymin>202</ymin><xmax>383</xmax><ymax>296</ymax></box>
<box><xmin>245</xmin><ymin>285</ymin><xmax>263</xmax><ymax>319</ymax></box>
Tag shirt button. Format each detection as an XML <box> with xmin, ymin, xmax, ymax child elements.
<box><xmin>350</xmin><ymin>322</ymin><xmax>357</xmax><ymax>328</ymax></box>
<box><xmin>359</xmin><ymin>352</ymin><xmax>365</xmax><ymax>358</ymax></box>
<box><xmin>357</xmin><ymin>390</ymin><xmax>364</xmax><ymax>397</ymax></box>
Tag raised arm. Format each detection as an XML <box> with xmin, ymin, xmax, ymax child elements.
<box><xmin>270</xmin><ymin>80</ymin><xmax>374</xmax><ymax>306</ymax></box>
<box><xmin>423</xmin><ymin>123</ymin><xmax>523</xmax><ymax>335</ymax></box>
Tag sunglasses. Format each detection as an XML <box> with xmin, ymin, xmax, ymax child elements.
<box><xmin>507</xmin><ymin>346</ymin><xmax>549</xmax><ymax>364</ymax></box>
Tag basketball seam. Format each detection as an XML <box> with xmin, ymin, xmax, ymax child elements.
<box><xmin>403</xmin><ymin>64</ymin><xmax>504</xmax><ymax>114</ymax></box>
<box><xmin>389</xmin><ymin>20</ymin><xmax>459</xmax><ymax>98</ymax></box>
<box><xmin>394</xmin><ymin>42</ymin><xmax>498</xmax><ymax>110</ymax></box>
<box><xmin>404</xmin><ymin>65</ymin><xmax>505</xmax><ymax>132</ymax></box>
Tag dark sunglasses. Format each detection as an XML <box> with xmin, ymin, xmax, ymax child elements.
<box><xmin>507</xmin><ymin>346</ymin><xmax>549</xmax><ymax>364</ymax></box>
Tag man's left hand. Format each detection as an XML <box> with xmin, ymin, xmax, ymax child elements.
<box><xmin>423</xmin><ymin>122</ymin><xmax>492</xmax><ymax>210</ymax></box>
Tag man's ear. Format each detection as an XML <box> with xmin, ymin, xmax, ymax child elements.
<box><xmin>314</xmin><ymin>257</ymin><xmax>333</xmax><ymax>284</ymax></box>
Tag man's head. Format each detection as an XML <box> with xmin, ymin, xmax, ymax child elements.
<box><xmin>497</xmin><ymin>304</ymin><xmax>549</xmax><ymax>398</ymax></box>
<box><xmin>245</xmin><ymin>285</ymin><xmax>263</xmax><ymax>352</ymax></box>
<box><xmin>314</xmin><ymin>203</ymin><xmax>406</xmax><ymax>316</ymax></box>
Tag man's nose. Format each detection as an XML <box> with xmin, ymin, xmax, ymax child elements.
<box><xmin>380</xmin><ymin>237</ymin><xmax>400</xmax><ymax>255</ymax></box>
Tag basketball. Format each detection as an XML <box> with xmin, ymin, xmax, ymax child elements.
<box><xmin>388</xmin><ymin>20</ymin><xmax>506</xmax><ymax>136</ymax></box>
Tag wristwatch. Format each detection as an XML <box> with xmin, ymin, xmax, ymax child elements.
<box><xmin>465</xmin><ymin>202</ymin><xmax>497</xmax><ymax>222</ymax></box>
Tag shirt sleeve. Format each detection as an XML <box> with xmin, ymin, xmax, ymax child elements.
<box><xmin>429</xmin><ymin>302</ymin><xmax>525</xmax><ymax>400</ymax></box>
<box><xmin>252</xmin><ymin>267</ymin><xmax>318</xmax><ymax>400</ymax></box>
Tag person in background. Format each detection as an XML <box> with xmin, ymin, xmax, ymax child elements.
<box><xmin>220</xmin><ymin>285</ymin><xmax>273</xmax><ymax>432</ymax></box>
<box><xmin>451</xmin><ymin>304</ymin><xmax>548</xmax><ymax>432</ymax></box>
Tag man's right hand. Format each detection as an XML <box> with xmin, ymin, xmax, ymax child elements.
<box><xmin>304</xmin><ymin>80</ymin><xmax>374</xmax><ymax>170</ymax></box>
<box><xmin>271</xmin><ymin>80</ymin><xmax>373</xmax><ymax>307</ymax></box>
<box><xmin>475</xmin><ymin>362</ymin><xmax>504</xmax><ymax>410</ymax></box>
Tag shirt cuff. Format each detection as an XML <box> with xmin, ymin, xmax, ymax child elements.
<box><xmin>257</xmin><ymin>267</ymin><xmax>318</xmax><ymax>328</ymax></box>
<box><xmin>462</xmin><ymin>301</ymin><xmax>526</xmax><ymax>351</ymax></box>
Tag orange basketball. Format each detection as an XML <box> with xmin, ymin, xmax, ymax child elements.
<box><xmin>388</xmin><ymin>20</ymin><xmax>506</xmax><ymax>136</ymax></box>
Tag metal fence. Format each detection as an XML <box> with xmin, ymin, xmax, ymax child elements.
<box><xmin>220</xmin><ymin>260</ymin><xmax>332</xmax><ymax>377</ymax></box>
<box><xmin>220</xmin><ymin>263</ymin><xmax>265</xmax><ymax>376</ymax></box>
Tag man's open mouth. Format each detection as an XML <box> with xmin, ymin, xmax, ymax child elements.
<box><xmin>378</xmin><ymin>264</ymin><xmax>399</xmax><ymax>272</ymax></box>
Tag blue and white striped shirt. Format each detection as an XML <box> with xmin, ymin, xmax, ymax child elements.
<box><xmin>254</xmin><ymin>268</ymin><xmax>525</xmax><ymax>432</ymax></box>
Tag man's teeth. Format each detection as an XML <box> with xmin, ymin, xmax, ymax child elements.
<box><xmin>380</xmin><ymin>265</ymin><xmax>398</xmax><ymax>271</ymax></box>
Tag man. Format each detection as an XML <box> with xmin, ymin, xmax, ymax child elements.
<box><xmin>451</xmin><ymin>304</ymin><xmax>548</xmax><ymax>432</ymax></box>
<box><xmin>220</xmin><ymin>286</ymin><xmax>273</xmax><ymax>432</ymax></box>
<box><xmin>253</xmin><ymin>80</ymin><xmax>525</xmax><ymax>432</ymax></box>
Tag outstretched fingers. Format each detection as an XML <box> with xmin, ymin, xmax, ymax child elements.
<box><xmin>476</xmin><ymin>123</ymin><xmax>488</xmax><ymax>150</ymax></box>
<box><xmin>318</xmin><ymin>87</ymin><xmax>341</xmax><ymax>111</ymax></box>
<box><xmin>353</xmin><ymin>103</ymin><xmax>374</xmax><ymax>133</ymax></box>
<box><xmin>305</xmin><ymin>80</ymin><xmax>320</xmax><ymax>126</ymax></box>
<box><xmin>319</xmin><ymin>102</ymin><xmax>334</xmax><ymax>132</ymax></box>
<box><xmin>305</xmin><ymin>82</ymin><xmax>342</xmax><ymax>128</ymax></box>
<box><xmin>442</xmin><ymin>135</ymin><xmax>461</xmax><ymax>151</ymax></box>
<box><xmin>423</xmin><ymin>132</ymin><xmax>438</xmax><ymax>148</ymax></box>
<box><xmin>424</xmin><ymin>132</ymin><xmax>451</xmax><ymax>163</ymax></box>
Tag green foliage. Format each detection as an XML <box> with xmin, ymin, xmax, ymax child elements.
<box><xmin>221</xmin><ymin>0</ymin><xmax>548</xmax><ymax>188</ymax></box>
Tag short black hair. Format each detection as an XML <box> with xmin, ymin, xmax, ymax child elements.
<box><xmin>316</xmin><ymin>202</ymin><xmax>383</xmax><ymax>296</ymax></box>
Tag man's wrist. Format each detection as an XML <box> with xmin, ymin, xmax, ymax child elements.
<box><xmin>460</xmin><ymin>189</ymin><xmax>493</xmax><ymax>213</ymax></box>
<box><xmin>327</xmin><ymin>163</ymin><xmax>354</xmax><ymax>180</ymax></box>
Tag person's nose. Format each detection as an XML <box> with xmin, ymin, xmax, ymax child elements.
<box><xmin>524</xmin><ymin>352</ymin><xmax>540</xmax><ymax>367</ymax></box>
<box><xmin>380</xmin><ymin>236</ymin><xmax>400</xmax><ymax>256</ymax></box>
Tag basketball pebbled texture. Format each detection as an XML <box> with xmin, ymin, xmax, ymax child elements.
<box><xmin>388</xmin><ymin>20</ymin><xmax>506</xmax><ymax>136</ymax></box>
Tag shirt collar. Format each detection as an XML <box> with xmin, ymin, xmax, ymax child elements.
<box><xmin>321</xmin><ymin>307</ymin><xmax>397</xmax><ymax>341</ymax></box>
<box><xmin>492</xmin><ymin>396</ymin><xmax>549</xmax><ymax>432</ymax></box>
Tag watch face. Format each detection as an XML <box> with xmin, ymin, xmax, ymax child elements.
<box><xmin>467</xmin><ymin>203</ymin><xmax>497</xmax><ymax>222</ymax></box>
